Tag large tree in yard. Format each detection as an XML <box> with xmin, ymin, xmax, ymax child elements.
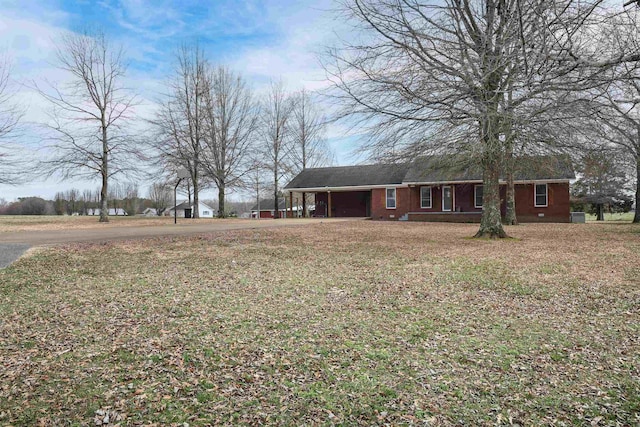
<box><xmin>201</xmin><ymin>66</ymin><xmax>258</xmax><ymax>218</ymax></box>
<box><xmin>37</xmin><ymin>31</ymin><xmax>137</xmax><ymax>223</ymax></box>
<box><xmin>290</xmin><ymin>88</ymin><xmax>333</xmax><ymax>217</ymax></box>
<box><xmin>0</xmin><ymin>55</ymin><xmax>23</xmax><ymax>185</ymax></box>
<box><xmin>260</xmin><ymin>81</ymin><xmax>294</xmax><ymax>218</ymax></box>
<box><xmin>328</xmin><ymin>0</ymin><xmax>640</xmax><ymax>237</ymax></box>
<box><xmin>151</xmin><ymin>45</ymin><xmax>209</xmax><ymax>218</ymax></box>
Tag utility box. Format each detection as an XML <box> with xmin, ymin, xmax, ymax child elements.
<box><xmin>571</xmin><ymin>212</ymin><xmax>585</xmax><ymax>223</ymax></box>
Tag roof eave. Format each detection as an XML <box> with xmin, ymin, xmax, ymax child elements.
<box><xmin>284</xmin><ymin>183</ymin><xmax>409</xmax><ymax>192</ymax></box>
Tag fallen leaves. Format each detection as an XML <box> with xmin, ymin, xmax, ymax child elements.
<box><xmin>0</xmin><ymin>221</ymin><xmax>638</xmax><ymax>425</ymax></box>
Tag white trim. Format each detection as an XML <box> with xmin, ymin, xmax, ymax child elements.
<box><xmin>286</xmin><ymin>184</ymin><xmax>408</xmax><ymax>192</ymax></box>
<box><xmin>386</xmin><ymin>187</ymin><xmax>397</xmax><ymax>209</ymax></box>
<box><xmin>474</xmin><ymin>184</ymin><xmax>483</xmax><ymax>208</ymax></box>
<box><xmin>534</xmin><ymin>183</ymin><xmax>548</xmax><ymax>207</ymax></box>
<box><xmin>442</xmin><ymin>185</ymin><xmax>453</xmax><ymax>212</ymax></box>
<box><xmin>420</xmin><ymin>186</ymin><xmax>432</xmax><ymax>208</ymax></box>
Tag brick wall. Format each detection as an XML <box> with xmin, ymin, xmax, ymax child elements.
<box><xmin>515</xmin><ymin>182</ymin><xmax>570</xmax><ymax>222</ymax></box>
<box><xmin>371</xmin><ymin>187</ymin><xmax>410</xmax><ymax>220</ymax></box>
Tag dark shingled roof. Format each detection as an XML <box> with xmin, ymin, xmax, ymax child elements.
<box><xmin>404</xmin><ymin>155</ymin><xmax>575</xmax><ymax>183</ymax></box>
<box><xmin>251</xmin><ymin>198</ymin><xmax>286</xmax><ymax>211</ymax></box>
<box><xmin>285</xmin><ymin>163</ymin><xmax>410</xmax><ymax>189</ymax></box>
<box><xmin>285</xmin><ymin>155</ymin><xmax>574</xmax><ymax>189</ymax></box>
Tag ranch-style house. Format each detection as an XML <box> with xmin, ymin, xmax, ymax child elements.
<box><xmin>284</xmin><ymin>155</ymin><xmax>574</xmax><ymax>222</ymax></box>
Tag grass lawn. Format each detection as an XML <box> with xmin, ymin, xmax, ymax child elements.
<box><xmin>585</xmin><ymin>212</ymin><xmax>636</xmax><ymax>222</ymax></box>
<box><xmin>0</xmin><ymin>221</ymin><xmax>638</xmax><ymax>425</ymax></box>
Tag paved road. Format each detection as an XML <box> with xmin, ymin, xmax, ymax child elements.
<box><xmin>0</xmin><ymin>244</ymin><xmax>31</xmax><ymax>269</ymax></box>
<box><xmin>0</xmin><ymin>218</ymin><xmax>358</xmax><ymax>268</ymax></box>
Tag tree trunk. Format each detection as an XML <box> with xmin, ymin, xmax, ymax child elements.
<box><xmin>474</xmin><ymin>119</ymin><xmax>508</xmax><ymax>239</ymax></box>
<box><xmin>99</xmin><ymin>124</ymin><xmax>109</xmax><ymax>223</ymax></box>
<box><xmin>274</xmin><ymin>167</ymin><xmax>279</xmax><ymax>219</ymax></box>
<box><xmin>192</xmin><ymin>167</ymin><xmax>199</xmax><ymax>219</ymax></box>
<box><xmin>504</xmin><ymin>144</ymin><xmax>518</xmax><ymax>225</ymax></box>
<box><xmin>596</xmin><ymin>204</ymin><xmax>604</xmax><ymax>221</ymax></box>
<box><xmin>475</xmin><ymin>160</ymin><xmax>508</xmax><ymax>238</ymax></box>
<box><xmin>634</xmin><ymin>155</ymin><xmax>640</xmax><ymax>223</ymax></box>
<box><xmin>218</xmin><ymin>183</ymin><xmax>226</xmax><ymax>218</ymax></box>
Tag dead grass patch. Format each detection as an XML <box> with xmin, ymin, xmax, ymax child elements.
<box><xmin>0</xmin><ymin>215</ymin><xmax>250</xmax><ymax>233</ymax></box>
<box><xmin>0</xmin><ymin>221</ymin><xmax>638</xmax><ymax>425</ymax></box>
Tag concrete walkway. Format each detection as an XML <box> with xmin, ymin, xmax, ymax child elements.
<box><xmin>0</xmin><ymin>218</ymin><xmax>359</xmax><ymax>268</ymax></box>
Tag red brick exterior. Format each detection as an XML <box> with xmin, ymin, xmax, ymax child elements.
<box><xmin>254</xmin><ymin>210</ymin><xmax>289</xmax><ymax>219</ymax></box>
<box><xmin>371</xmin><ymin>187</ymin><xmax>411</xmax><ymax>220</ymax></box>
<box><xmin>514</xmin><ymin>182</ymin><xmax>571</xmax><ymax>223</ymax></box>
<box><xmin>317</xmin><ymin>182</ymin><xmax>569</xmax><ymax>222</ymax></box>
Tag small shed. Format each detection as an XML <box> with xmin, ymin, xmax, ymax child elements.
<box><xmin>251</xmin><ymin>198</ymin><xmax>303</xmax><ymax>219</ymax></box>
<box><xmin>167</xmin><ymin>201</ymin><xmax>215</xmax><ymax>218</ymax></box>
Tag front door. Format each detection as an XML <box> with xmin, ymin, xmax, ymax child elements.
<box><xmin>442</xmin><ymin>186</ymin><xmax>453</xmax><ymax>211</ymax></box>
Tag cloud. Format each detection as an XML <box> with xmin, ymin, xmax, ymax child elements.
<box><xmin>0</xmin><ymin>0</ymin><xmax>361</xmax><ymax>200</ymax></box>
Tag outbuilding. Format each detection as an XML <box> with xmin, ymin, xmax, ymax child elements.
<box><xmin>167</xmin><ymin>201</ymin><xmax>215</xmax><ymax>218</ymax></box>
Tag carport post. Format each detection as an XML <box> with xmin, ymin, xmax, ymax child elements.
<box><xmin>328</xmin><ymin>190</ymin><xmax>332</xmax><ymax>218</ymax></box>
<box><xmin>302</xmin><ymin>192</ymin><xmax>306</xmax><ymax>217</ymax></box>
<box><xmin>289</xmin><ymin>192</ymin><xmax>293</xmax><ymax>219</ymax></box>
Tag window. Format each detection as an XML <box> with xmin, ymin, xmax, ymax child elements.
<box><xmin>203</xmin><ymin>211</ymin><xmax>210</xmax><ymax>216</ymax></box>
<box><xmin>386</xmin><ymin>188</ymin><xmax>396</xmax><ymax>209</ymax></box>
<box><xmin>420</xmin><ymin>186</ymin><xmax>432</xmax><ymax>208</ymax></box>
<box><xmin>535</xmin><ymin>183</ymin><xmax>548</xmax><ymax>207</ymax></box>
<box><xmin>474</xmin><ymin>185</ymin><xmax>483</xmax><ymax>208</ymax></box>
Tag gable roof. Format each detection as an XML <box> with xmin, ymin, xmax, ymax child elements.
<box><xmin>251</xmin><ymin>198</ymin><xmax>287</xmax><ymax>211</ymax></box>
<box><xmin>404</xmin><ymin>155</ymin><xmax>575</xmax><ymax>183</ymax></box>
<box><xmin>169</xmin><ymin>200</ymin><xmax>215</xmax><ymax>211</ymax></box>
<box><xmin>285</xmin><ymin>163</ymin><xmax>410</xmax><ymax>190</ymax></box>
<box><xmin>285</xmin><ymin>155</ymin><xmax>574</xmax><ymax>190</ymax></box>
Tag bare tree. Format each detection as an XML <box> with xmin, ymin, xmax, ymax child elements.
<box><xmin>65</xmin><ymin>188</ymin><xmax>79</xmax><ymax>215</ymax></box>
<box><xmin>244</xmin><ymin>158</ymin><xmax>270</xmax><ymax>218</ymax></box>
<box><xmin>290</xmin><ymin>88</ymin><xmax>332</xmax><ymax>216</ymax></box>
<box><xmin>586</xmin><ymin>9</ymin><xmax>640</xmax><ymax>222</ymax></box>
<box><xmin>0</xmin><ymin>55</ymin><xmax>24</xmax><ymax>185</ymax></box>
<box><xmin>327</xmin><ymin>0</ymin><xmax>640</xmax><ymax>237</ymax></box>
<box><xmin>150</xmin><ymin>45</ymin><xmax>208</xmax><ymax>218</ymax></box>
<box><xmin>259</xmin><ymin>81</ymin><xmax>294</xmax><ymax>217</ymax></box>
<box><xmin>201</xmin><ymin>66</ymin><xmax>259</xmax><ymax>218</ymax></box>
<box><xmin>148</xmin><ymin>181</ymin><xmax>172</xmax><ymax>215</ymax></box>
<box><xmin>36</xmin><ymin>31</ymin><xmax>137</xmax><ymax>222</ymax></box>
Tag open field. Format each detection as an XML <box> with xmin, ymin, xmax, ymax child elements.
<box><xmin>0</xmin><ymin>215</ymin><xmax>233</xmax><ymax>233</ymax></box>
<box><xmin>1</xmin><ymin>221</ymin><xmax>638</xmax><ymax>425</ymax></box>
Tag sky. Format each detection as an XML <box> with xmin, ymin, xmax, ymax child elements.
<box><xmin>0</xmin><ymin>0</ymin><xmax>362</xmax><ymax>202</ymax></box>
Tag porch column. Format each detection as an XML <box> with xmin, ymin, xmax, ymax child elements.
<box><xmin>302</xmin><ymin>192</ymin><xmax>306</xmax><ymax>217</ymax></box>
<box><xmin>327</xmin><ymin>190</ymin><xmax>332</xmax><ymax>218</ymax></box>
<box><xmin>453</xmin><ymin>184</ymin><xmax>456</xmax><ymax>211</ymax></box>
<box><xmin>289</xmin><ymin>191</ymin><xmax>293</xmax><ymax>219</ymax></box>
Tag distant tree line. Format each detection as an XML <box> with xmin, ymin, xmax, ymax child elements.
<box><xmin>0</xmin><ymin>33</ymin><xmax>333</xmax><ymax>222</ymax></box>
<box><xmin>0</xmin><ymin>197</ymin><xmax>54</xmax><ymax>215</ymax></box>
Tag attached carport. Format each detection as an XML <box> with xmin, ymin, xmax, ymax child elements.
<box><xmin>315</xmin><ymin>190</ymin><xmax>371</xmax><ymax>217</ymax></box>
<box><xmin>284</xmin><ymin>163</ymin><xmax>409</xmax><ymax>218</ymax></box>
